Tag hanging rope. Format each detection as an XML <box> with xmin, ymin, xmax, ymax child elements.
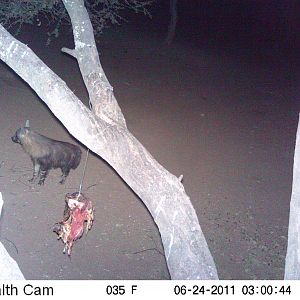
<box><xmin>77</xmin><ymin>100</ymin><xmax>93</xmax><ymax>196</ymax></box>
<box><xmin>78</xmin><ymin>148</ymin><xmax>90</xmax><ymax>195</ymax></box>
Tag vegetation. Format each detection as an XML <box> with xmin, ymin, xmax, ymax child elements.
<box><xmin>0</xmin><ymin>0</ymin><xmax>151</xmax><ymax>42</ymax></box>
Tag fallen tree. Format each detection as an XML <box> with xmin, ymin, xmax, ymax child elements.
<box><xmin>0</xmin><ymin>0</ymin><xmax>218</xmax><ymax>279</ymax></box>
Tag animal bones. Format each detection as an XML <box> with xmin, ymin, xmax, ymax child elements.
<box><xmin>53</xmin><ymin>192</ymin><xmax>94</xmax><ymax>256</ymax></box>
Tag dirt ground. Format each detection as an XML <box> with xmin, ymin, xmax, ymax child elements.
<box><xmin>0</xmin><ymin>19</ymin><xmax>299</xmax><ymax>279</ymax></box>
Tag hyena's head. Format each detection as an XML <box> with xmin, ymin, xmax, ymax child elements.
<box><xmin>11</xmin><ymin>120</ymin><xmax>31</xmax><ymax>145</ymax></box>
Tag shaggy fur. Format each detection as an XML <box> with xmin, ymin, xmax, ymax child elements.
<box><xmin>11</xmin><ymin>125</ymin><xmax>82</xmax><ymax>185</ymax></box>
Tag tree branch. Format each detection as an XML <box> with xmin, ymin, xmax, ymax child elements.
<box><xmin>61</xmin><ymin>47</ymin><xmax>77</xmax><ymax>59</ymax></box>
<box><xmin>62</xmin><ymin>0</ymin><xmax>126</xmax><ymax>127</ymax></box>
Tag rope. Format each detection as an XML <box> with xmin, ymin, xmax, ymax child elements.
<box><xmin>77</xmin><ymin>100</ymin><xmax>93</xmax><ymax>196</ymax></box>
<box><xmin>78</xmin><ymin>148</ymin><xmax>90</xmax><ymax>195</ymax></box>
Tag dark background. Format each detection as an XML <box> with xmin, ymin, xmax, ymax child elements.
<box><xmin>129</xmin><ymin>0</ymin><xmax>300</xmax><ymax>63</ymax></box>
<box><xmin>154</xmin><ymin>1</ymin><xmax>299</xmax><ymax>45</ymax></box>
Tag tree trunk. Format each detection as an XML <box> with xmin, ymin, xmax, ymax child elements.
<box><xmin>0</xmin><ymin>0</ymin><xmax>218</xmax><ymax>279</ymax></box>
<box><xmin>165</xmin><ymin>0</ymin><xmax>178</xmax><ymax>45</ymax></box>
<box><xmin>0</xmin><ymin>192</ymin><xmax>25</xmax><ymax>280</ymax></box>
<box><xmin>284</xmin><ymin>114</ymin><xmax>300</xmax><ymax>279</ymax></box>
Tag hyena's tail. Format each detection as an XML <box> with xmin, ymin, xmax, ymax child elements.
<box><xmin>71</xmin><ymin>147</ymin><xmax>82</xmax><ymax>170</ymax></box>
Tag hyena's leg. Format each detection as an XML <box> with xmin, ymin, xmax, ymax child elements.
<box><xmin>38</xmin><ymin>166</ymin><xmax>49</xmax><ymax>185</ymax></box>
<box><xmin>60</xmin><ymin>166</ymin><xmax>71</xmax><ymax>184</ymax></box>
<box><xmin>29</xmin><ymin>160</ymin><xmax>40</xmax><ymax>183</ymax></box>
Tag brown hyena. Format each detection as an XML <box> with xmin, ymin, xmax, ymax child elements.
<box><xmin>11</xmin><ymin>121</ymin><xmax>82</xmax><ymax>185</ymax></box>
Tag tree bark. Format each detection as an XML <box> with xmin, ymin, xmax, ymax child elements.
<box><xmin>0</xmin><ymin>192</ymin><xmax>25</xmax><ymax>280</ymax></box>
<box><xmin>165</xmin><ymin>0</ymin><xmax>178</xmax><ymax>45</ymax></box>
<box><xmin>61</xmin><ymin>0</ymin><xmax>126</xmax><ymax>127</ymax></box>
<box><xmin>284</xmin><ymin>114</ymin><xmax>300</xmax><ymax>279</ymax></box>
<box><xmin>0</xmin><ymin>0</ymin><xmax>218</xmax><ymax>279</ymax></box>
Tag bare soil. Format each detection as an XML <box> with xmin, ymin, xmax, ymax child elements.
<box><xmin>0</xmin><ymin>23</ymin><xmax>298</xmax><ymax>279</ymax></box>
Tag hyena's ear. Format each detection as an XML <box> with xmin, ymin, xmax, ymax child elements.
<box><xmin>25</xmin><ymin>120</ymin><xmax>30</xmax><ymax>128</ymax></box>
